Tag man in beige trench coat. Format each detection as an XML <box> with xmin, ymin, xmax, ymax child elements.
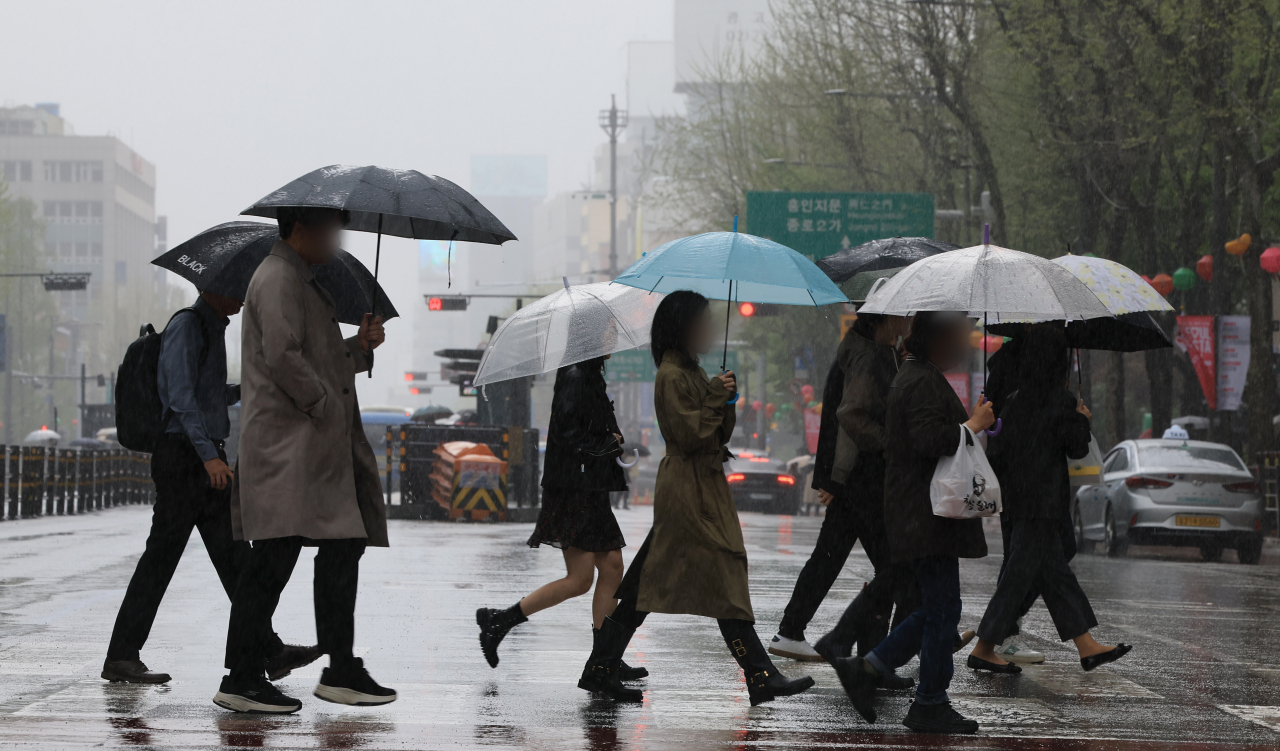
<box><xmin>213</xmin><ymin>206</ymin><xmax>395</xmax><ymax>714</ymax></box>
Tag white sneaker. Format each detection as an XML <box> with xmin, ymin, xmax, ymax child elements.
<box><xmin>994</xmin><ymin>635</ymin><xmax>1046</xmax><ymax>664</ymax></box>
<box><xmin>768</xmin><ymin>634</ymin><xmax>825</xmax><ymax>662</ymax></box>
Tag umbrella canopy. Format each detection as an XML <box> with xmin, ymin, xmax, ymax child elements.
<box><xmin>613</xmin><ymin>232</ymin><xmax>847</xmax><ymax>306</ymax></box>
<box><xmin>859</xmin><ymin>244</ymin><xmax>1113</xmax><ymax>322</ymax></box>
<box><xmin>152</xmin><ymin>221</ymin><xmax>399</xmax><ymax>325</ymax></box>
<box><xmin>23</xmin><ymin>428</ymin><xmax>60</xmax><ymax>446</ymax></box>
<box><xmin>241</xmin><ymin>165</ymin><xmax>516</xmax><ymax>245</ymax></box>
<box><xmin>817</xmin><ymin>237</ymin><xmax>959</xmax><ymax>283</ymax></box>
<box><xmin>986</xmin><ymin>255</ymin><xmax>1173</xmax><ymax>351</ymax></box>
<box><xmin>475</xmin><ymin>282</ymin><xmax>663</xmax><ymax>387</ymax></box>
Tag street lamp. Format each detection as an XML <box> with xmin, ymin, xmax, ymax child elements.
<box><xmin>598</xmin><ymin>95</ymin><xmax>628</xmax><ymax>278</ymax></box>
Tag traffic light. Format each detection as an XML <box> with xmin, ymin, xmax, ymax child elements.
<box><xmin>404</xmin><ymin>372</ymin><xmax>429</xmax><ymax>382</ymax></box>
<box><xmin>739</xmin><ymin>302</ymin><xmax>779</xmax><ymax>317</ymax></box>
<box><xmin>426</xmin><ymin>296</ymin><xmax>468</xmax><ymax>311</ymax></box>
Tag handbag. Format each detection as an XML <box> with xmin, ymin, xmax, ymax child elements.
<box><xmin>1068</xmin><ymin>434</ymin><xmax>1105</xmax><ymax>486</ymax></box>
<box><xmin>930</xmin><ymin>425</ymin><xmax>1002</xmax><ymax>519</ymax></box>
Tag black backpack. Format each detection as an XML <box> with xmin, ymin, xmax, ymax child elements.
<box><xmin>115</xmin><ymin>308</ymin><xmax>209</xmax><ymax>453</ymax></box>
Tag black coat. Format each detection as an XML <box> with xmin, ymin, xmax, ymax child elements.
<box><xmin>883</xmin><ymin>359</ymin><xmax>988</xmax><ymax>564</ymax></box>
<box><xmin>541</xmin><ymin>363</ymin><xmax>627</xmax><ymax>492</ymax></box>
<box><xmin>987</xmin><ymin>387</ymin><xmax>1091</xmax><ymax>520</ymax></box>
<box><xmin>810</xmin><ymin>359</ymin><xmax>845</xmax><ymax>496</ymax></box>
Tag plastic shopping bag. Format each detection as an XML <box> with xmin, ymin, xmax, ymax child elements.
<box><xmin>1068</xmin><ymin>434</ymin><xmax>1104</xmax><ymax>487</ymax></box>
<box><xmin>930</xmin><ymin>425</ymin><xmax>1002</xmax><ymax>519</ymax></box>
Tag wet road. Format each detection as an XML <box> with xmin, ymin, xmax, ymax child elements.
<box><xmin>1</xmin><ymin>504</ymin><xmax>1278</xmax><ymax>750</ymax></box>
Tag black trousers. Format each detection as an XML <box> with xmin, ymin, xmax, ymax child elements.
<box><xmin>777</xmin><ymin>475</ymin><xmax>912</xmax><ymax>646</ymax></box>
<box><xmin>107</xmin><ymin>436</ymin><xmax>281</xmax><ymax>661</ymax></box>
<box><xmin>224</xmin><ymin>536</ymin><xmax>366</xmax><ymax>678</ymax></box>
<box><xmin>978</xmin><ymin>517</ymin><xmax>1097</xmax><ymax>644</ymax></box>
<box><xmin>997</xmin><ymin>515</ymin><xmax>1077</xmax><ymax>641</ymax></box>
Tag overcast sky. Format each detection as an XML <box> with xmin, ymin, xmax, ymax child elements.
<box><xmin>2</xmin><ymin>0</ymin><xmax>673</xmax><ymax>245</ymax></box>
<box><xmin>2</xmin><ymin>0</ymin><xmax>674</xmax><ymax>406</ymax></box>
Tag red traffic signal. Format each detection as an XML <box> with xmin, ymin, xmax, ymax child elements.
<box><xmin>739</xmin><ymin>302</ymin><xmax>756</xmax><ymax>317</ymax></box>
<box><xmin>427</xmin><ymin>296</ymin><xmax>468</xmax><ymax>311</ymax></box>
<box><xmin>738</xmin><ymin>302</ymin><xmax>778</xmax><ymax>317</ymax></box>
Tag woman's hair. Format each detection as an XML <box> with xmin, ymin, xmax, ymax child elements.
<box><xmin>902</xmin><ymin>311</ymin><xmax>965</xmax><ymax>360</ymax></box>
<box><xmin>851</xmin><ymin>311</ymin><xmax>887</xmax><ymax>340</ymax></box>
<box><xmin>559</xmin><ymin>355</ymin><xmax>607</xmax><ymax>382</ymax></box>
<box><xmin>1017</xmin><ymin>327</ymin><xmax>1070</xmax><ymax>391</ymax></box>
<box><xmin>650</xmin><ymin>290</ymin><xmax>710</xmax><ymax>367</ymax></box>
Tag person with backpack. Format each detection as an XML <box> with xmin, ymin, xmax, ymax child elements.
<box><xmin>102</xmin><ymin>290</ymin><xmax>319</xmax><ymax>684</ymax></box>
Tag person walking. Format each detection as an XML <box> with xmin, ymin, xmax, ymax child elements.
<box><xmin>835</xmin><ymin>311</ymin><xmax>993</xmax><ymax>735</ymax></box>
<box><xmin>213</xmin><ymin>207</ymin><xmax>395</xmax><ymax>714</ymax></box>
<box><xmin>770</xmin><ymin>314</ymin><xmax>918</xmax><ymax>689</ymax></box>
<box><xmin>102</xmin><ymin>291</ymin><xmax>319</xmax><ymax>684</ymax></box>
<box><xmin>580</xmin><ymin>291</ymin><xmax>815</xmax><ymax>706</ymax></box>
<box><xmin>476</xmin><ymin>355</ymin><xmax>645</xmax><ymax>683</ymax></box>
<box><xmin>967</xmin><ymin>331</ymin><xmax>1132</xmax><ymax>674</ymax></box>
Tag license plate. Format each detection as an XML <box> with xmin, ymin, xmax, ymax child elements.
<box><xmin>750</xmin><ymin>493</ymin><xmax>773</xmax><ymax>500</ymax></box>
<box><xmin>1176</xmin><ymin>515</ymin><xmax>1221</xmax><ymax>528</ymax></box>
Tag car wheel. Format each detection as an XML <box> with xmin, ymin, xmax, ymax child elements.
<box><xmin>1104</xmin><ymin>506</ymin><xmax>1128</xmax><ymax>558</ymax></box>
<box><xmin>1199</xmin><ymin>542</ymin><xmax>1224</xmax><ymax>563</ymax></box>
<box><xmin>1237</xmin><ymin>536</ymin><xmax>1263</xmax><ymax>565</ymax></box>
<box><xmin>1072</xmin><ymin>500</ymin><xmax>1091</xmax><ymax>554</ymax></box>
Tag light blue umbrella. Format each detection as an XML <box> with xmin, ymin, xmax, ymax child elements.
<box><xmin>613</xmin><ymin>229</ymin><xmax>848</xmax><ymax>373</ymax></box>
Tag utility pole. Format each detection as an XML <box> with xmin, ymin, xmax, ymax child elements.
<box><xmin>598</xmin><ymin>94</ymin><xmax>628</xmax><ymax>278</ymax></box>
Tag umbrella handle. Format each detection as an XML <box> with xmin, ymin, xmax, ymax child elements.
<box><xmin>616</xmin><ymin>449</ymin><xmax>640</xmax><ymax>468</ymax></box>
<box><xmin>984</xmin><ymin>418</ymin><xmax>1003</xmax><ymax>437</ymax></box>
<box><xmin>867</xmin><ymin>276</ymin><xmax>889</xmax><ymax>299</ymax></box>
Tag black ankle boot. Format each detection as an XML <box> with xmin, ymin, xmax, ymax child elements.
<box><xmin>477</xmin><ymin>603</ymin><xmax>527</xmax><ymax>668</ymax></box>
<box><xmin>578</xmin><ymin>618</ymin><xmax>643</xmax><ymax>702</ymax></box>
<box><xmin>720</xmin><ymin>620</ymin><xmax>815</xmax><ymax>706</ymax></box>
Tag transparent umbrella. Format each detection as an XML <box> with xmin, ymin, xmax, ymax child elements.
<box><xmin>474</xmin><ymin>281</ymin><xmax>663</xmax><ymax>387</ymax></box>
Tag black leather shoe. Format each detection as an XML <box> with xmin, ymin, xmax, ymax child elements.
<box><xmin>720</xmin><ymin>620</ymin><xmax>815</xmax><ymax>706</ymax></box>
<box><xmin>1081</xmin><ymin>643</ymin><xmax>1132</xmax><ymax>672</ymax></box>
<box><xmin>833</xmin><ymin>657</ymin><xmax>877</xmax><ymax>724</ymax></box>
<box><xmin>618</xmin><ymin>659</ymin><xmax>648</xmax><ymax>681</ymax></box>
<box><xmin>266</xmin><ymin>643</ymin><xmax>322</xmax><ymax>681</ymax></box>
<box><xmin>102</xmin><ymin>658</ymin><xmax>170</xmax><ymax>684</ymax></box>
<box><xmin>902</xmin><ymin>700</ymin><xmax>979</xmax><ymax>734</ymax></box>
<box><xmin>879</xmin><ymin>671</ymin><xmax>916</xmax><ymax>691</ymax></box>
<box><xmin>967</xmin><ymin>654</ymin><xmax>1022</xmax><ymax>674</ymax></box>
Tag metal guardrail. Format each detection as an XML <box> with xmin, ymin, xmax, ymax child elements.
<box><xmin>1258</xmin><ymin>452</ymin><xmax>1280</xmax><ymax>537</ymax></box>
<box><xmin>0</xmin><ymin>445</ymin><xmax>155</xmax><ymax>519</ymax></box>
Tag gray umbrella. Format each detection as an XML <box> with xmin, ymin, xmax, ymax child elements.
<box><xmin>816</xmin><ymin>236</ymin><xmax>959</xmax><ymax>282</ymax></box>
<box><xmin>152</xmin><ymin>221</ymin><xmax>398</xmax><ymax>325</ymax></box>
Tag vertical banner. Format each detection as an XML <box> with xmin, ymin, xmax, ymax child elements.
<box><xmin>969</xmin><ymin>372</ymin><xmax>986</xmax><ymax>410</ymax></box>
<box><xmin>1217</xmin><ymin>316</ymin><xmax>1250</xmax><ymax>412</ymax></box>
<box><xmin>1176</xmin><ymin>315</ymin><xmax>1216</xmax><ymax>409</ymax></box>
<box><xmin>803</xmin><ymin>407</ymin><xmax>821</xmax><ymax>454</ymax></box>
<box><xmin>945</xmin><ymin>372</ymin><xmax>971</xmax><ymax>411</ymax></box>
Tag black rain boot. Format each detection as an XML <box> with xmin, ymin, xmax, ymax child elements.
<box><xmin>578</xmin><ymin>617</ymin><xmax>643</xmax><ymax>702</ymax></box>
<box><xmin>592</xmin><ymin>628</ymin><xmax>649</xmax><ymax>680</ymax></box>
<box><xmin>720</xmin><ymin>620</ymin><xmax>815</xmax><ymax>706</ymax></box>
<box><xmin>477</xmin><ymin>603</ymin><xmax>527</xmax><ymax>668</ymax></box>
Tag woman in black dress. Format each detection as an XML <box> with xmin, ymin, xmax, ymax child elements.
<box><xmin>476</xmin><ymin>355</ymin><xmax>645</xmax><ymax>680</ymax></box>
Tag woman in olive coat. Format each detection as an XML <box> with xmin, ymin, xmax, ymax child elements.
<box><xmin>579</xmin><ymin>290</ymin><xmax>814</xmax><ymax>706</ymax></box>
<box><xmin>835</xmin><ymin>312</ymin><xmax>994</xmax><ymax>735</ymax></box>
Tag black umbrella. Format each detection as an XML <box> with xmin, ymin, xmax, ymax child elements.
<box><xmin>152</xmin><ymin>221</ymin><xmax>399</xmax><ymax>326</ymax></box>
<box><xmin>986</xmin><ymin>312</ymin><xmax>1171</xmax><ymax>352</ymax></box>
<box><xmin>242</xmin><ymin>164</ymin><xmax>517</xmax><ymax>374</ymax></box>
<box><xmin>816</xmin><ymin>237</ymin><xmax>959</xmax><ymax>282</ymax></box>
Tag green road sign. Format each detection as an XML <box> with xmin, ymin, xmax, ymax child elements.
<box><xmin>608</xmin><ymin>350</ymin><xmax>739</xmax><ymax>383</ymax></box>
<box><xmin>745</xmin><ymin>191</ymin><xmax>935</xmax><ymax>260</ymax></box>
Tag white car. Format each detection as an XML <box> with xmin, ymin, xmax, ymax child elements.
<box><xmin>1074</xmin><ymin>439</ymin><xmax>1263</xmax><ymax>563</ymax></box>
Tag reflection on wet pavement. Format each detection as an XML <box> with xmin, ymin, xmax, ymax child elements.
<box><xmin>0</xmin><ymin>505</ymin><xmax>1278</xmax><ymax>749</ymax></box>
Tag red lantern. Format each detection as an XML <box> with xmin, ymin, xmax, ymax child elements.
<box><xmin>1196</xmin><ymin>254</ymin><xmax>1213</xmax><ymax>282</ymax></box>
<box><xmin>1262</xmin><ymin>247</ymin><xmax>1280</xmax><ymax>275</ymax></box>
<box><xmin>983</xmin><ymin>335</ymin><xmax>1004</xmax><ymax>354</ymax></box>
<box><xmin>800</xmin><ymin>384</ymin><xmax>815</xmax><ymax>401</ymax></box>
<box><xmin>765</xmin><ymin>403</ymin><xmax>777</xmax><ymax>419</ymax></box>
<box><xmin>751</xmin><ymin>400</ymin><xmax>763</xmax><ymax>412</ymax></box>
<box><xmin>1151</xmin><ymin>273</ymin><xmax>1174</xmax><ymax>296</ymax></box>
<box><xmin>1141</xmin><ymin>274</ymin><xmax>1153</xmax><ymax>285</ymax></box>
